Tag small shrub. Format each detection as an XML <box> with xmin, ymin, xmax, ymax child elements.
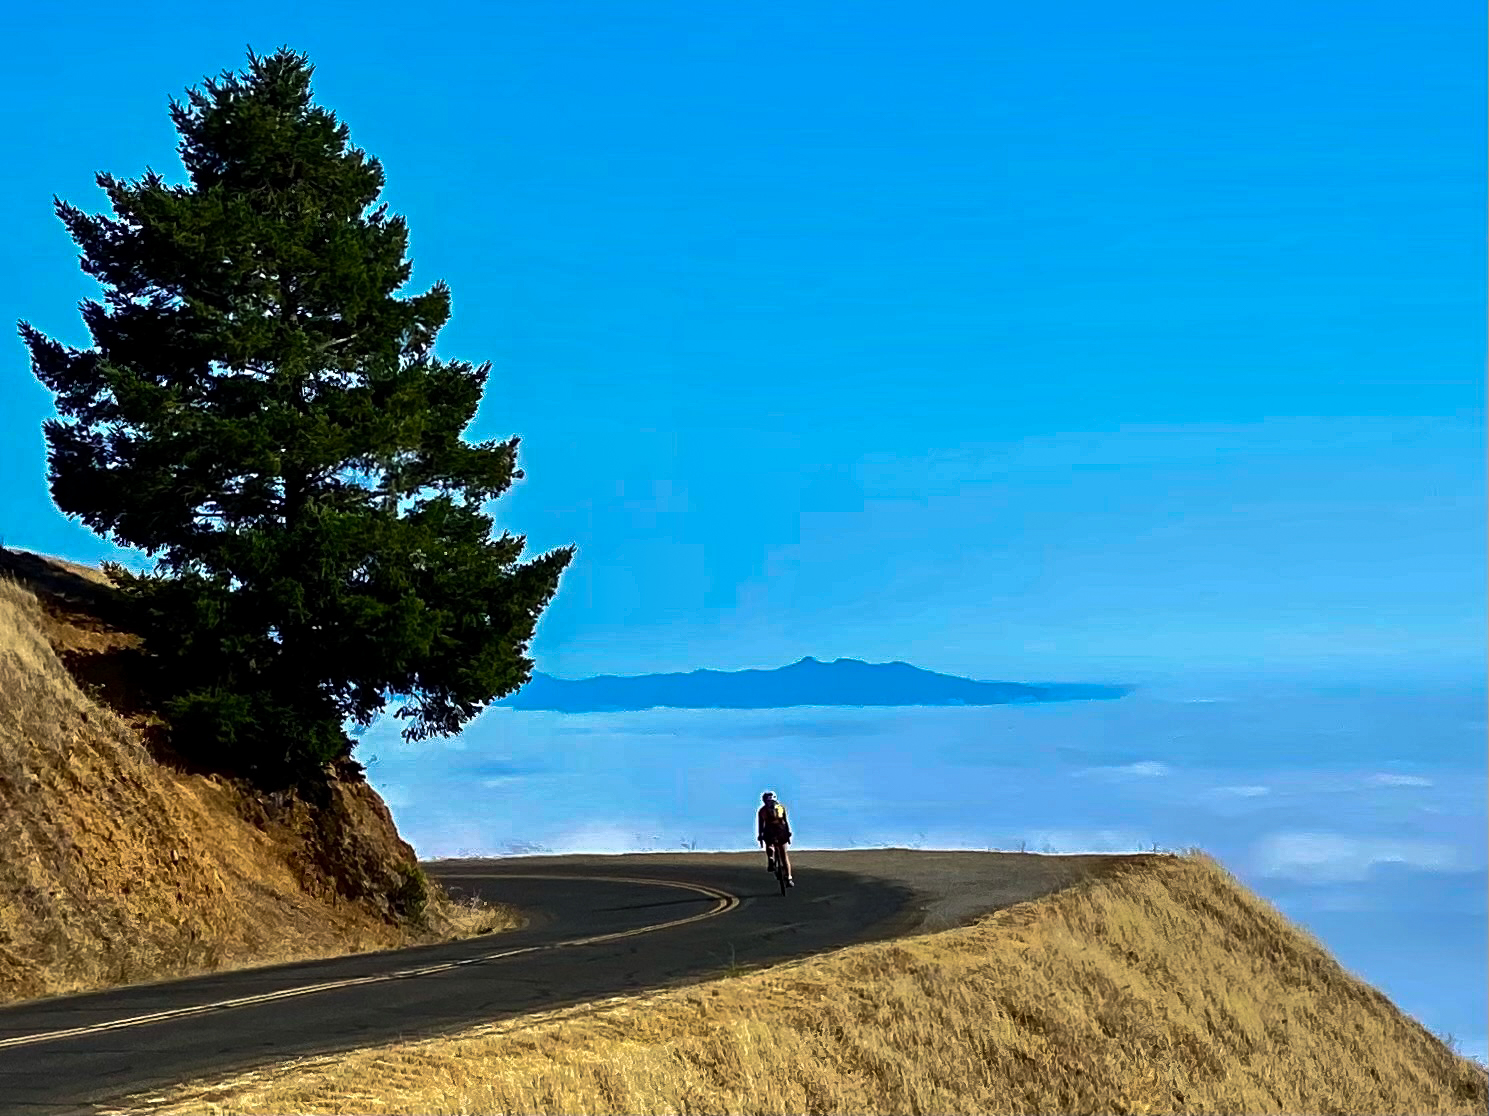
<box><xmin>392</xmin><ymin>864</ymin><xmax>430</xmax><ymax>926</ymax></box>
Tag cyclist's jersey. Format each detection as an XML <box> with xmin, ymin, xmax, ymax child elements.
<box><xmin>758</xmin><ymin>801</ymin><xmax>790</xmax><ymax>840</ymax></box>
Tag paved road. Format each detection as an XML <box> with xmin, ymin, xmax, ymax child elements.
<box><xmin>0</xmin><ymin>850</ymin><xmax>1134</xmax><ymax>1114</ymax></box>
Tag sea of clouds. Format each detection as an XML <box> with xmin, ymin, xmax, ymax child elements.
<box><xmin>356</xmin><ymin>674</ymin><xmax>1487</xmax><ymax>1065</ymax></box>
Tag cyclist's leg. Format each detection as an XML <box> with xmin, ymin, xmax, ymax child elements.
<box><xmin>780</xmin><ymin>840</ymin><xmax>793</xmax><ymax>880</ymax></box>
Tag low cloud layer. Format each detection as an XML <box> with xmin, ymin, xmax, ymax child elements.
<box><xmin>1253</xmin><ymin>831</ymin><xmax>1463</xmax><ymax>883</ymax></box>
<box><xmin>362</xmin><ymin>678</ymin><xmax>1486</xmax><ymax>1051</ymax></box>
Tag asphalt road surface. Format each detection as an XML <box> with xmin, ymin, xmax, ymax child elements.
<box><xmin>0</xmin><ymin>849</ymin><xmax>1135</xmax><ymax>1114</ymax></box>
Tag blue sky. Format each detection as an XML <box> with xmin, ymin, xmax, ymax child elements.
<box><xmin>3</xmin><ymin>0</ymin><xmax>1483</xmax><ymax>684</ymax></box>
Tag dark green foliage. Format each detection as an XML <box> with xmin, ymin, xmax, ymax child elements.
<box><xmin>391</xmin><ymin>864</ymin><xmax>431</xmax><ymax>926</ymax></box>
<box><xmin>20</xmin><ymin>47</ymin><xmax>574</xmax><ymax>782</ymax></box>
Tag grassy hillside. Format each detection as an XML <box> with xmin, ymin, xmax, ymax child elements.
<box><xmin>0</xmin><ymin>548</ymin><xmax>514</xmax><ymax>1003</ymax></box>
<box><xmin>123</xmin><ymin>853</ymin><xmax>1486</xmax><ymax>1116</ymax></box>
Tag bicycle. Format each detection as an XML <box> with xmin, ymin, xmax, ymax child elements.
<box><xmin>766</xmin><ymin>841</ymin><xmax>791</xmax><ymax>896</ymax></box>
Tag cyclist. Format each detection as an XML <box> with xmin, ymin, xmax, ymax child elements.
<box><xmin>757</xmin><ymin>790</ymin><xmax>793</xmax><ymax>887</ymax></box>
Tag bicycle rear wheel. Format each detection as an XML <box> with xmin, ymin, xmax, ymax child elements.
<box><xmin>776</xmin><ymin>855</ymin><xmax>789</xmax><ymax>896</ymax></box>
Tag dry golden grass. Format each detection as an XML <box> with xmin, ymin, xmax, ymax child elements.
<box><xmin>0</xmin><ymin>559</ymin><xmax>517</xmax><ymax>1004</ymax></box>
<box><xmin>431</xmin><ymin>892</ymin><xmax>527</xmax><ymax>940</ymax></box>
<box><xmin>128</xmin><ymin>853</ymin><xmax>1488</xmax><ymax>1116</ymax></box>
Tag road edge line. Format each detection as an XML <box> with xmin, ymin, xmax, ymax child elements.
<box><xmin>0</xmin><ymin>875</ymin><xmax>739</xmax><ymax>1051</ymax></box>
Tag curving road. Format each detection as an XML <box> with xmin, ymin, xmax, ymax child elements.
<box><xmin>0</xmin><ymin>849</ymin><xmax>1134</xmax><ymax>1114</ymax></box>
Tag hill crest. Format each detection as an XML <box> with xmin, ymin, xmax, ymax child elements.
<box><xmin>499</xmin><ymin>655</ymin><xmax>1133</xmax><ymax>712</ymax></box>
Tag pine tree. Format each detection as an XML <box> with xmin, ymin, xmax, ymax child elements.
<box><xmin>19</xmin><ymin>47</ymin><xmax>574</xmax><ymax>781</ymax></box>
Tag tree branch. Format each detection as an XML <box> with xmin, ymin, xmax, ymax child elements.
<box><xmin>316</xmin><ymin>332</ymin><xmax>361</xmax><ymax>353</ymax></box>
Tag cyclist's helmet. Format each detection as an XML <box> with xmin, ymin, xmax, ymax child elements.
<box><xmin>761</xmin><ymin>790</ymin><xmax>776</xmax><ymax>803</ymax></box>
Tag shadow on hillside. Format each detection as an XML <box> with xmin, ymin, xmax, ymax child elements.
<box><xmin>0</xmin><ymin>546</ymin><xmax>221</xmax><ymax>779</ymax></box>
<box><xmin>0</xmin><ymin>546</ymin><xmax>131</xmax><ymax>624</ymax></box>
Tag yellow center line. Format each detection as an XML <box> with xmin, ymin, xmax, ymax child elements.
<box><xmin>0</xmin><ymin>874</ymin><xmax>740</xmax><ymax>1051</ymax></box>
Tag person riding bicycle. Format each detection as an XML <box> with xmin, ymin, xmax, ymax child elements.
<box><xmin>757</xmin><ymin>790</ymin><xmax>793</xmax><ymax>887</ymax></box>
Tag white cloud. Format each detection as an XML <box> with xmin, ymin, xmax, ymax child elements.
<box><xmin>1368</xmin><ymin>773</ymin><xmax>1434</xmax><ymax>787</ymax></box>
<box><xmin>1211</xmin><ymin>785</ymin><xmax>1271</xmax><ymax>798</ymax></box>
<box><xmin>1017</xmin><ymin>828</ymin><xmax>1155</xmax><ymax>854</ymax></box>
<box><xmin>401</xmin><ymin>819</ymin><xmax>505</xmax><ymax>860</ymax></box>
<box><xmin>1459</xmin><ymin>1037</ymin><xmax>1489</xmax><ymax>1070</ymax></box>
<box><xmin>1253</xmin><ymin>831</ymin><xmax>1461</xmax><ymax>882</ymax></box>
<box><xmin>545</xmin><ymin>822</ymin><xmax>663</xmax><ymax>855</ymax></box>
<box><xmin>1077</xmin><ymin>761</ymin><xmax>1172</xmax><ymax>778</ymax></box>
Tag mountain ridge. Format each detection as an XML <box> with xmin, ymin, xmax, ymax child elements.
<box><xmin>497</xmin><ymin>656</ymin><xmax>1134</xmax><ymax>713</ymax></box>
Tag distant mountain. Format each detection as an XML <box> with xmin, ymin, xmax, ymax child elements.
<box><xmin>496</xmin><ymin>656</ymin><xmax>1134</xmax><ymax>713</ymax></box>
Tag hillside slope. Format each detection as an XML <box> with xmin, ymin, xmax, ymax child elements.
<box><xmin>132</xmin><ymin>854</ymin><xmax>1487</xmax><ymax>1116</ymax></box>
<box><xmin>0</xmin><ymin>548</ymin><xmax>507</xmax><ymax>1004</ymax></box>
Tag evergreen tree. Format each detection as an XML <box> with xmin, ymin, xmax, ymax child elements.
<box><xmin>19</xmin><ymin>47</ymin><xmax>574</xmax><ymax>781</ymax></box>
